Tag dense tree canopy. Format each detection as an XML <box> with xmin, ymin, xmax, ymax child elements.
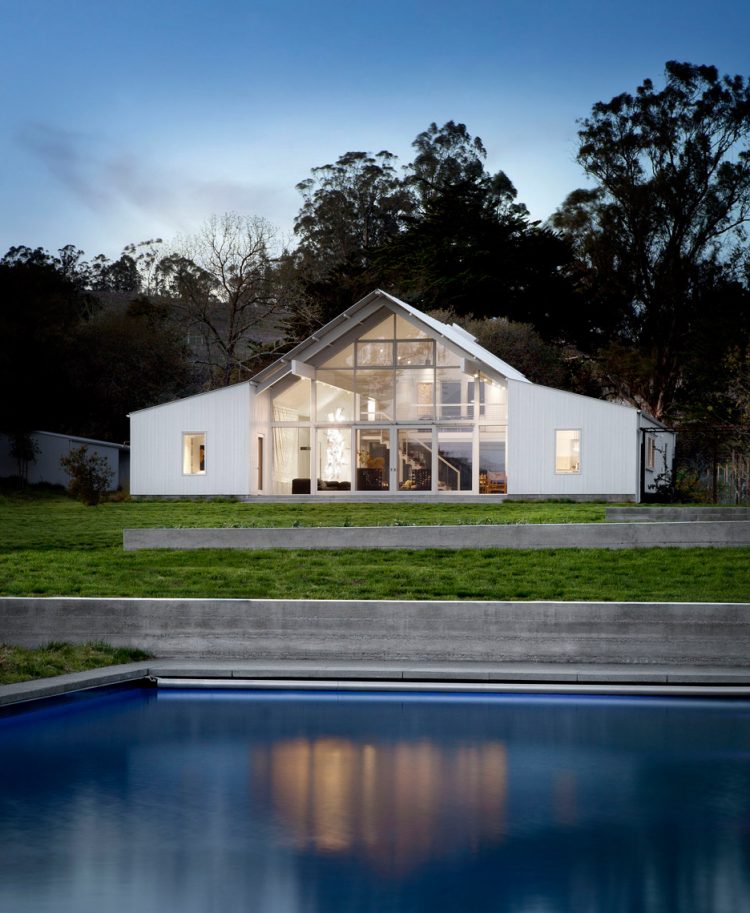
<box><xmin>0</xmin><ymin>245</ymin><xmax>192</xmax><ymax>441</ymax></box>
<box><xmin>290</xmin><ymin>121</ymin><xmax>579</xmax><ymax>335</ymax></box>
<box><xmin>552</xmin><ymin>61</ymin><xmax>750</xmax><ymax>419</ymax></box>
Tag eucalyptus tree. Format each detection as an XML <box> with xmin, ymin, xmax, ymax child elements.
<box><xmin>291</xmin><ymin>150</ymin><xmax>414</xmax><ymax>330</ymax></box>
<box><xmin>552</xmin><ymin>61</ymin><xmax>750</xmax><ymax>419</ymax></box>
<box><xmin>387</xmin><ymin>121</ymin><xmax>575</xmax><ymax>328</ymax></box>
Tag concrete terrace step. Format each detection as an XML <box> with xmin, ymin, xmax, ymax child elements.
<box><xmin>123</xmin><ymin>520</ymin><xmax>750</xmax><ymax>551</ymax></box>
<box><xmin>607</xmin><ymin>506</ymin><xmax>750</xmax><ymax>522</ymax></box>
<box><xmin>3</xmin><ymin>597</ymin><xmax>750</xmax><ymax>667</ymax></box>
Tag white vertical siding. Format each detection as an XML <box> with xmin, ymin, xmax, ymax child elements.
<box><xmin>130</xmin><ymin>383</ymin><xmax>252</xmax><ymax>495</ymax></box>
<box><xmin>249</xmin><ymin>387</ymin><xmax>271</xmax><ymax>495</ymax></box>
<box><xmin>507</xmin><ymin>381</ymin><xmax>639</xmax><ymax>497</ymax></box>
<box><xmin>0</xmin><ymin>432</ymin><xmax>122</xmax><ymax>489</ymax></box>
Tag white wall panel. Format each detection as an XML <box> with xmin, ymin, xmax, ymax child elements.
<box><xmin>507</xmin><ymin>382</ymin><xmax>639</xmax><ymax>497</ymax></box>
<box><xmin>130</xmin><ymin>383</ymin><xmax>252</xmax><ymax>495</ymax></box>
<box><xmin>0</xmin><ymin>432</ymin><xmax>122</xmax><ymax>489</ymax></box>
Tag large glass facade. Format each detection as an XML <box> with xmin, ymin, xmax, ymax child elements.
<box><xmin>356</xmin><ymin>429</ymin><xmax>390</xmax><ymax>491</ymax></box>
<box><xmin>398</xmin><ymin>429</ymin><xmax>432</xmax><ymax>491</ymax></box>
<box><xmin>272</xmin><ymin>427</ymin><xmax>311</xmax><ymax>494</ymax></box>
<box><xmin>479</xmin><ymin>426</ymin><xmax>506</xmax><ymax>494</ymax></box>
<box><xmin>317</xmin><ymin>427</ymin><xmax>352</xmax><ymax>490</ymax></box>
<box><xmin>437</xmin><ymin>428</ymin><xmax>473</xmax><ymax>492</ymax></box>
<box><xmin>268</xmin><ymin>308</ymin><xmax>509</xmax><ymax>494</ymax></box>
<box><xmin>355</xmin><ymin>371</ymin><xmax>394</xmax><ymax>422</ymax></box>
<box><xmin>272</xmin><ymin>377</ymin><xmax>311</xmax><ymax>422</ymax></box>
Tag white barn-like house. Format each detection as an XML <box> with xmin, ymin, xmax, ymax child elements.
<box><xmin>130</xmin><ymin>290</ymin><xmax>674</xmax><ymax>500</ymax></box>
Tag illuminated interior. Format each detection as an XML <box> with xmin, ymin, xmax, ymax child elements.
<box><xmin>268</xmin><ymin>308</ymin><xmax>508</xmax><ymax>494</ymax></box>
<box><xmin>182</xmin><ymin>432</ymin><xmax>205</xmax><ymax>475</ymax></box>
<box><xmin>255</xmin><ymin>737</ymin><xmax>508</xmax><ymax>874</ymax></box>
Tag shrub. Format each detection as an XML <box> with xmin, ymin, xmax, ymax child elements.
<box><xmin>60</xmin><ymin>446</ymin><xmax>114</xmax><ymax>506</ymax></box>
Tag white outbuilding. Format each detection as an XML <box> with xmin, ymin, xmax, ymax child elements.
<box><xmin>0</xmin><ymin>431</ymin><xmax>129</xmax><ymax>490</ymax></box>
<box><xmin>129</xmin><ymin>290</ymin><xmax>674</xmax><ymax>500</ymax></box>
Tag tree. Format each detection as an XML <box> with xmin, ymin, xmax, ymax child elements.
<box><xmin>430</xmin><ymin>310</ymin><xmax>599</xmax><ymax>395</ymax></box>
<box><xmin>8</xmin><ymin>431</ymin><xmax>39</xmax><ymax>485</ymax></box>
<box><xmin>0</xmin><ymin>246</ymin><xmax>91</xmax><ymax>431</ymax></box>
<box><xmin>60</xmin><ymin>445</ymin><xmax>114</xmax><ymax>506</ymax></box>
<box><xmin>384</xmin><ymin>122</ymin><xmax>576</xmax><ymax>327</ymax></box>
<box><xmin>68</xmin><ymin>302</ymin><xmax>194</xmax><ymax>441</ymax></box>
<box><xmin>159</xmin><ymin>214</ymin><xmax>282</xmax><ymax>387</ymax></box>
<box><xmin>552</xmin><ymin>61</ymin><xmax>750</xmax><ymax>419</ymax></box>
<box><xmin>291</xmin><ymin>151</ymin><xmax>414</xmax><ymax>330</ymax></box>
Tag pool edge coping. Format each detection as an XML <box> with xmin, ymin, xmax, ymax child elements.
<box><xmin>5</xmin><ymin>659</ymin><xmax>750</xmax><ymax>707</ymax></box>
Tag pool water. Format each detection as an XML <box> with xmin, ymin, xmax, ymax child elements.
<box><xmin>1</xmin><ymin>686</ymin><xmax>750</xmax><ymax>913</ymax></box>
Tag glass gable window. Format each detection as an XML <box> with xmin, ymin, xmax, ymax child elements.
<box><xmin>266</xmin><ymin>307</ymin><xmax>511</xmax><ymax>495</ymax></box>
<box><xmin>396</xmin><ymin>315</ymin><xmax>428</xmax><ymax>338</ymax></box>
<box><xmin>272</xmin><ymin>377</ymin><xmax>311</xmax><ymax>422</ymax></box>
<box><xmin>361</xmin><ymin>312</ymin><xmax>395</xmax><ymax>339</ymax></box>
<box><xmin>556</xmin><ymin>429</ymin><xmax>581</xmax><ymax>474</ymax></box>
<box><xmin>318</xmin><ymin>344</ymin><xmax>354</xmax><ymax>368</ymax></box>
<box><xmin>437</xmin><ymin>368</ymin><xmax>472</xmax><ymax>420</ymax></box>
<box><xmin>356</xmin><ymin>370</ymin><xmax>394</xmax><ymax>422</ymax></box>
<box><xmin>356</xmin><ymin>341</ymin><xmax>393</xmax><ymax>366</ymax></box>
<box><xmin>316</xmin><ymin>371</ymin><xmax>354</xmax><ymax>422</ymax></box>
<box><xmin>467</xmin><ymin>376</ymin><xmax>507</xmax><ymax>421</ymax></box>
<box><xmin>183</xmin><ymin>433</ymin><xmax>205</xmax><ymax>475</ymax></box>
<box><xmin>397</xmin><ymin>341</ymin><xmax>434</xmax><ymax>365</ymax></box>
<box><xmin>436</xmin><ymin>342</ymin><xmax>462</xmax><ymax>366</ymax></box>
<box><xmin>395</xmin><ymin>370</ymin><xmax>434</xmax><ymax>421</ymax></box>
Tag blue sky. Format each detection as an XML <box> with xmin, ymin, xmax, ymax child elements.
<box><xmin>1</xmin><ymin>0</ymin><xmax>748</xmax><ymax>259</ymax></box>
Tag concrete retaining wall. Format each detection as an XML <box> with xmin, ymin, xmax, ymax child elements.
<box><xmin>124</xmin><ymin>520</ymin><xmax>750</xmax><ymax>551</ymax></box>
<box><xmin>606</xmin><ymin>507</ymin><xmax>750</xmax><ymax>522</ymax></box>
<box><xmin>2</xmin><ymin>597</ymin><xmax>749</xmax><ymax>666</ymax></box>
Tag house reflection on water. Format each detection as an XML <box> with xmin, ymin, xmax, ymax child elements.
<box><xmin>251</xmin><ymin>737</ymin><xmax>510</xmax><ymax>873</ymax></box>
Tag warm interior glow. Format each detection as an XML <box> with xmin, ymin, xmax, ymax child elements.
<box><xmin>182</xmin><ymin>433</ymin><xmax>205</xmax><ymax>474</ymax></box>
<box><xmin>258</xmin><ymin>737</ymin><xmax>507</xmax><ymax>874</ymax></box>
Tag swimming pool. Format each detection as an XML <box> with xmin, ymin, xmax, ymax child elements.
<box><xmin>1</xmin><ymin>685</ymin><xmax>749</xmax><ymax>913</ymax></box>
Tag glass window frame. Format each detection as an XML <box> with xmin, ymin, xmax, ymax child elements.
<box><xmin>182</xmin><ymin>432</ymin><xmax>206</xmax><ymax>475</ymax></box>
<box><xmin>555</xmin><ymin>428</ymin><xmax>581</xmax><ymax>474</ymax></box>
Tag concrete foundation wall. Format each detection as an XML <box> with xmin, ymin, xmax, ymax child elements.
<box><xmin>2</xmin><ymin>597</ymin><xmax>749</xmax><ymax>666</ymax></box>
<box><xmin>607</xmin><ymin>507</ymin><xmax>750</xmax><ymax>522</ymax></box>
<box><xmin>124</xmin><ymin>520</ymin><xmax>750</xmax><ymax>551</ymax></box>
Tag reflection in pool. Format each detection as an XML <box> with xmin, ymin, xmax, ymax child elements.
<box><xmin>1</xmin><ymin>687</ymin><xmax>750</xmax><ymax>913</ymax></box>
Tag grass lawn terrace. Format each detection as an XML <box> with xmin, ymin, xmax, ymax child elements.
<box><xmin>0</xmin><ymin>491</ymin><xmax>748</xmax><ymax>602</ymax></box>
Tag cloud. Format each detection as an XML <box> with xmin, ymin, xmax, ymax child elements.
<box><xmin>15</xmin><ymin>122</ymin><xmax>292</xmax><ymax>237</ymax></box>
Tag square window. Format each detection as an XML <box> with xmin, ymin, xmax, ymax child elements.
<box><xmin>356</xmin><ymin>341</ymin><xmax>393</xmax><ymax>367</ymax></box>
<box><xmin>183</xmin><ymin>433</ymin><xmax>206</xmax><ymax>475</ymax></box>
<box><xmin>396</xmin><ymin>340</ymin><xmax>434</xmax><ymax>366</ymax></box>
<box><xmin>555</xmin><ymin>429</ymin><xmax>580</xmax><ymax>474</ymax></box>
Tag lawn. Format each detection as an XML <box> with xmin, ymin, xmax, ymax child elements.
<box><xmin>1</xmin><ymin>491</ymin><xmax>748</xmax><ymax>602</ymax></box>
<box><xmin>0</xmin><ymin>641</ymin><xmax>151</xmax><ymax>685</ymax></box>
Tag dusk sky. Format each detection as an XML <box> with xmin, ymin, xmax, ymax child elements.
<box><xmin>1</xmin><ymin>0</ymin><xmax>748</xmax><ymax>260</ymax></box>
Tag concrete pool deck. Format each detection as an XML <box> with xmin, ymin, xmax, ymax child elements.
<box><xmin>4</xmin><ymin>659</ymin><xmax>750</xmax><ymax>707</ymax></box>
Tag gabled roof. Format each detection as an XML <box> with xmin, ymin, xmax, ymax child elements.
<box><xmin>250</xmin><ymin>289</ymin><xmax>530</xmax><ymax>390</ymax></box>
<box><xmin>27</xmin><ymin>430</ymin><xmax>130</xmax><ymax>450</ymax></box>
